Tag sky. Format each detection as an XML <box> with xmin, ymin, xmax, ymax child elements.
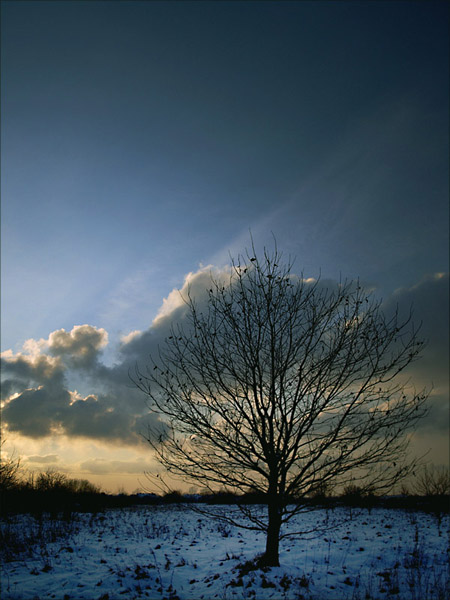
<box><xmin>1</xmin><ymin>1</ymin><xmax>448</xmax><ymax>493</ymax></box>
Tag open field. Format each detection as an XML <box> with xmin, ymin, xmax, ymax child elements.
<box><xmin>1</xmin><ymin>504</ymin><xmax>448</xmax><ymax>600</ymax></box>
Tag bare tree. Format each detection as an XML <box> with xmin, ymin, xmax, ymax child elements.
<box><xmin>134</xmin><ymin>244</ymin><xmax>428</xmax><ymax>566</ymax></box>
<box><xmin>0</xmin><ymin>441</ymin><xmax>21</xmax><ymax>492</ymax></box>
<box><xmin>414</xmin><ymin>465</ymin><xmax>450</xmax><ymax>496</ymax></box>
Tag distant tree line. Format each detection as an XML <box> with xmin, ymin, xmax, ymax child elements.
<box><xmin>1</xmin><ymin>451</ymin><xmax>448</xmax><ymax>516</ymax></box>
<box><xmin>0</xmin><ymin>454</ymin><xmax>105</xmax><ymax>515</ymax></box>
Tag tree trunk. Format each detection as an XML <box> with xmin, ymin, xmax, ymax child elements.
<box><xmin>261</xmin><ymin>497</ymin><xmax>282</xmax><ymax>566</ymax></box>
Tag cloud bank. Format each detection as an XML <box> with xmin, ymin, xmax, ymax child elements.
<box><xmin>1</xmin><ymin>268</ymin><xmax>448</xmax><ymax>454</ymax></box>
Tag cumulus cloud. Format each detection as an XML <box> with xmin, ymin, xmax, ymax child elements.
<box><xmin>0</xmin><ymin>324</ymin><xmax>107</xmax><ymax>402</ymax></box>
<box><xmin>0</xmin><ymin>350</ymin><xmax>64</xmax><ymax>397</ymax></box>
<box><xmin>1</xmin><ymin>265</ymin><xmax>448</xmax><ymax>458</ymax></box>
<box><xmin>64</xmin><ymin>392</ymin><xmax>155</xmax><ymax>445</ymax></box>
<box><xmin>1</xmin><ymin>382</ymin><xmax>159</xmax><ymax>445</ymax></box>
<box><xmin>152</xmin><ymin>266</ymin><xmax>217</xmax><ymax>325</ymax></box>
<box><xmin>48</xmin><ymin>324</ymin><xmax>108</xmax><ymax>367</ymax></box>
<box><xmin>120</xmin><ymin>330</ymin><xmax>142</xmax><ymax>346</ymax></box>
<box><xmin>1</xmin><ymin>268</ymin><xmax>237</xmax><ymax>446</ymax></box>
<box><xmin>118</xmin><ymin>265</ymin><xmax>229</xmax><ymax>361</ymax></box>
<box><xmin>1</xmin><ymin>322</ymin><xmax>160</xmax><ymax>445</ymax></box>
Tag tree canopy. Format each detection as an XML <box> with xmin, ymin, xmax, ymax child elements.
<box><xmin>135</xmin><ymin>245</ymin><xmax>427</xmax><ymax>565</ymax></box>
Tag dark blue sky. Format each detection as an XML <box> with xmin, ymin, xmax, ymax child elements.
<box><xmin>2</xmin><ymin>1</ymin><xmax>448</xmax><ymax>348</ymax></box>
<box><xmin>1</xmin><ymin>1</ymin><xmax>448</xmax><ymax>488</ymax></box>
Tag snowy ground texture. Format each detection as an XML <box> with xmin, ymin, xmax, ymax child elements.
<box><xmin>1</xmin><ymin>504</ymin><xmax>448</xmax><ymax>600</ymax></box>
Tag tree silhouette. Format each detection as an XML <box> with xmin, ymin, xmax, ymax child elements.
<box><xmin>134</xmin><ymin>244</ymin><xmax>427</xmax><ymax>566</ymax></box>
<box><xmin>414</xmin><ymin>465</ymin><xmax>450</xmax><ymax>497</ymax></box>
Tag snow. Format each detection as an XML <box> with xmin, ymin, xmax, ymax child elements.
<box><xmin>1</xmin><ymin>504</ymin><xmax>448</xmax><ymax>599</ymax></box>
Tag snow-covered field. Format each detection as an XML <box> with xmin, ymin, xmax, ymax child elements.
<box><xmin>1</xmin><ymin>504</ymin><xmax>448</xmax><ymax>600</ymax></box>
